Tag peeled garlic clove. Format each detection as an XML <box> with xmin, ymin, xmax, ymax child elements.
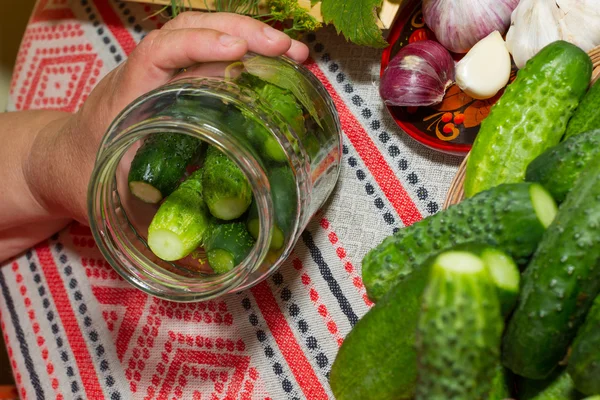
<box><xmin>380</xmin><ymin>40</ymin><xmax>455</xmax><ymax>107</ymax></box>
<box><xmin>455</xmin><ymin>31</ymin><xmax>511</xmax><ymax>100</ymax></box>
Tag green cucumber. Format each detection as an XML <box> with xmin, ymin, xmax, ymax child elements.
<box><xmin>568</xmin><ymin>295</ymin><xmax>600</xmax><ymax>396</ymax></box>
<box><xmin>330</xmin><ymin>244</ymin><xmax>519</xmax><ymax>400</ymax></box>
<box><xmin>489</xmin><ymin>365</ymin><xmax>513</xmax><ymax>400</ymax></box>
<box><xmin>526</xmin><ymin>129</ymin><xmax>600</xmax><ymax>203</ymax></box>
<box><xmin>330</xmin><ymin>254</ymin><xmax>430</xmax><ymax>400</ymax></box>
<box><xmin>201</xmin><ymin>146</ymin><xmax>252</xmax><ymax>220</ymax></box>
<box><xmin>517</xmin><ymin>369</ymin><xmax>584</xmax><ymax>400</ymax></box>
<box><xmin>128</xmin><ymin>132</ymin><xmax>203</xmax><ymax>203</ymax></box>
<box><xmin>203</xmin><ymin>222</ymin><xmax>256</xmax><ymax>274</ymax></box>
<box><xmin>246</xmin><ymin>167</ymin><xmax>297</xmax><ymax>250</ymax></box>
<box><xmin>502</xmin><ymin>157</ymin><xmax>600</xmax><ymax>380</ymax></box>
<box><xmin>147</xmin><ymin>169</ymin><xmax>210</xmax><ymax>261</ymax></box>
<box><xmin>415</xmin><ymin>250</ymin><xmax>504</xmax><ymax>400</ymax></box>
<box><xmin>583</xmin><ymin>397</ymin><xmax>600</xmax><ymax>400</ymax></box>
<box><xmin>362</xmin><ymin>182</ymin><xmax>557</xmax><ymax>302</ymax></box>
<box><xmin>464</xmin><ymin>40</ymin><xmax>592</xmax><ymax>197</ymax></box>
<box><xmin>565</xmin><ymin>79</ymin><xmax>600</xmax><ymax>139</ymax></box>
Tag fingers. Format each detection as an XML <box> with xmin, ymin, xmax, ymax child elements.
<box><xmin>163</xmin><ymin>12</ymin><xmax>308</xmax><ymax>60</ymax></box>
<box><xmin>286</xmin><ymin>40</ymin><xmax>310</xmax><ymax>63</ymax></box>
<box><xmin>117</xmin><ymin>27</ymin><xmax>249</xmax><ymax>105</ymax></box>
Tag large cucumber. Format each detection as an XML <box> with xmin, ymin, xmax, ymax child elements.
<box><xmin>565</xmin><ymin>79</ymin><xmax>600</xmax><ymax>139</ymax></box>
<box><xmin>568</xmin><ymin>295</ymin><xmax>600</xmax><ymax>396</ymax></box>
<box><xmin>464</xmin><ymin>40</ymin><xmax>592</xmax><ymax>197</ymax></box>
<box><xmin>362</xmin><ymin>182</ymin><xmax>557</xmax><ymax>302</ymax></box>
<box><xmin>330</xmin><ymin>244</ymin><xmax>520</xmax><ymax>400</ymax></box>
<box><xmin>201</xmin><ymin>146</ymin><xmax>252</xmax><ymax>220</ymax></box>
<box><xmin>128</xmin><ymin>132</ymin><xmax>203</xmax><ymax>203</ymax></box>
<box><xmin>147</xmin><ymin>169</ymin><xmax>211</xmax><ymax>261</ymax></box>
<box><xmin>488</xmin><ymin>365</ymin><xmax>512</xmax><ymax>400</ymax></box>
<box><xmin>502</xmin><ymin>157</ymin><xmax>600</xmax><ymax>379</ymax></box>
<box><xmin>416</xmin><ymin>250</ymin><xmax>504</xmax><ymax>400</ymax></box>
<box><xmin>517</xmin><ymin>369</ymin><xmax>584</xmax><ymax>400</ymax></box>
<box><xmin>526</xmin><ymin>129</ymin><xmax>600</xmax><ymax>203</ymax></box>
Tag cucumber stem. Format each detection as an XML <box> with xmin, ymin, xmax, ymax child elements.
<box><xmin>147</xmin><ymin>229</ymin><xmax>187</xmax><ymax>262</ymax></box>
<box><xmin>129</xmin><ymin>182</ymin><xmax>163</xmax><ymax>204</ymax></box>
<box><xmin>207</xmin><ymin>249</ymin><xmax>235</xmax><ymax>274</ymax></box>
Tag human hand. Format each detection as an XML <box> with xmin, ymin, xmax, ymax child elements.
<box><xmin>25</xmin><ymin>12</ymin><xmax>310</xmax><ymax>226</ymax></box>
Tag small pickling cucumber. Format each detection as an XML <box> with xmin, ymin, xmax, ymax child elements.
<box><xmin>517</xmin><ymin>369</ymin><xmax>584</xmax><ymax>400</ymax></box>
<box><xmin>203</xmin><ymin>222</ymin><xmax>256</xmax><ymax>274</ymax></box>
<box><xmin>415</xmin><ymin>250</ymin><xmax>504</xmax><ymax>400</ymax></box>
<box><xmin>128</xmin><ymin>132</ymin><xmax>203</xmax><ymax>203</ymax></box>
<box><xmin>568</xmin><ymin>295</ymin><xmax>600</xmax><ymax>396</ymax></box>
<box><xmin>246</xmin><ymin>167</ymin><xmax>297</xmax><ymax>251</ymax></box>
<box><xmin>526</xmin><ymin>129</ymin><xmax>600</xmax><ymax>203</ymax></box>
<box><xmin>330</xmin><ymin>244</ymin><xmax>519</xmax><ymax>400</ymax></box>
<box><xmin>565</xmin><ymin>79</ymin><xmax>600</xmax><ymax>139</ymax></box>
<box><xmin>502</xmin><ymin>157</ymin><xmax>600</xmax><ymax>380</ymax></box>
<box><xmin>201</xmin><ymin>146</ymin><xmax>252</xmax><ymax>220</ymax></box>
<box><xmin>464</xmin><ymin>40</ymin><xmax>592</xmax><ymax>197</ymax></box>
<box><xmin>147</xmin><ymin>169</ymin><xmax>210</xmax><ymax>261</ymax></box>
<box><xmin>362</xmin><ymin>182</ymin><xmax>557</xmax><ymax>302</ymax></box>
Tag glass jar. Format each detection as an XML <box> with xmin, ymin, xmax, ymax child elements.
<box><xmin>88</xmin><ymin>54</ymin><xmax>342</xmax><ymax>302</ymax></box>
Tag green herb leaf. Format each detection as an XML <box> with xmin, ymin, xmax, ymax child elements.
<box><xmin>320</xmin><ymin>0</ymin><xmax>388</xmax><ymax>48</ymax></box>
<box><xmin>243</xmin><ymin>55</ymin><xmax>323</xmax><ymax>128</ymax></box>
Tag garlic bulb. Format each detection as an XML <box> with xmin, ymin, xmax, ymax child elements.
<box><xmin>380</xmin><ymin>40</ymin><xmax>455</xmax><ymax>107</ymax></box>
<box><xmin>422</xmin><ymin>0</ymin><xmax>520</xmax><ymax>54</ymax></box>
<box><xmin>506</xmin><ymin>0</ymin><xmax>600</xmax><ymax>69</ymax></box>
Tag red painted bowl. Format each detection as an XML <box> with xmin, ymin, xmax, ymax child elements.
<box><xmin>380</xmin><ymin>0</ymin><xmax>517</xmax><ymax>156</ymax></box>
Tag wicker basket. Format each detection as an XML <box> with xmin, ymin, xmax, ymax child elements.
<box><xmin>443</xmin><ymin>45</ymin><xmax>600</xmax><ymax>210</ymax></box>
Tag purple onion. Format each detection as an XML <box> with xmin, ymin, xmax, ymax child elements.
<box><xmin>380</xmin><ymin>40</ymin><xmax>455</xmax><ymax>107</ymax></box>
<box><xmin>423</xmin><ymin>0</ymin><xmax>520</xmax><ymax>54</ymax></box>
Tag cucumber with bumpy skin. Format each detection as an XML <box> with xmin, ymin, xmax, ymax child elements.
<box><xmin>362</xmin><ymin>182</ymin><xmax>557</xmax><ymax>302</ymax></box>
<box><xmin>415</xmin><ymin>250</ymin><xmax>504</xmax><ymax>400</ymax></box>
<box><xmin>128</xmin><ymin>132</ymin><xmax>203</xmax><ymax>203</ymax></box>
<box><xmin>489</xmin><ymin>365</ymin><xmax>512</xmax><ymax>400</ymax></box>
<box><xmin>526</xmin><ymin>129</ymin><xmax>600</xmax><ymax>203</ymax></box>
<box><xmin>147</xmin><ymin>169</ymin><xmax>210</xmax><ymax>261</ymax></box>
<box><xmin>517</xmin><ymin>369</ymin><xmax>584</xmax><ymax>400</ymax></box>
<box><xmin>330</xmin><ymin>244</ymin><xmax>520</xmax><ymax>400</ymax></box>
<box><xmin>565</xmin><ymin>79</ymin><xmax>600</xmax><ymax>139</ymax></box>
<box><xmin>201</xmin><ymin>146</ymin><xmax>252</xmax><ymax>220</ymax></box>
<box><xmin>203</xmin><ymin>222</ymin><xmax>255</xmax><ymax>274</ymax></box>
<box><xmin>503</xmin><ymin>157</ymin><xmax>600</xmax><ymax>380</ymax></box>
<box><xmin>568</xmin><ymin>295</ymin><xmax>600</xmax><ymax>396</ymax></box>
<box><xmin>464</xmin><ymin>41</ymin><xmax>592</xmax><ymax>197</ymax></box>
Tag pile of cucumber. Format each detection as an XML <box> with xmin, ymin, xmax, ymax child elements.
<box><xmin>331</xmin><ymin>40</ymin><xmax>600</xmax><ymax>399</ymax></box>
<box><xmin>126</xmin><ymin>73</ymin><xmax>305</xmax><ymax>274</ymax></box>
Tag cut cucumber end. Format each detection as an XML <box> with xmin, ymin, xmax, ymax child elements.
<box><xmin>147</xmin><ymin>229</ymin><xmax>186</xmax><ymax>261</ymax></box>
<box><xmin>129</xmin><ymin>181</ymin><xmax>163</xmax><ymax>204</ymax></box>
<box><xmin>530</xmin><ymin>183</ymin><xmax>558</xmax><ymax>228</ymax></box>
<box><xmin>247</xmin><ymin>218</ymin><xmax>285</xmax><ymax>251</ymax></box>
<box><xmin>208</xmin><ymin>198</ymin><xmax>250</xmax><ymax>221</ymax></box>
<box><xmin>434</xmin><ymin>251</ymin><xmax>485</xmax><ymax>274</ymax></box>
<box><xmin>481</xmin><ymin>248</ymin><xmax>520</xmax><ymax>293</ymax></box>
<box><xmin>207</xmin><ymin>249</ymin><xmax>236</xmax><ymax>274</ymax></box>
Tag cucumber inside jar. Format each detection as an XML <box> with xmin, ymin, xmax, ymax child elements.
<box><xmin>120</xmin><ymin>72</ymin><xmax>314</xmax><ymax>275</ymax></box>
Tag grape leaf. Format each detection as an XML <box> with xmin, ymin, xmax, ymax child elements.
<box><xmin>243</xmin><ymin>55</ymin><xmax>323</xmax><ymax>128</ymax></box>
<box><xmin>320</xmin><ymin>0</ymin><xmax>388</xmax><ymax>48</ymax></box>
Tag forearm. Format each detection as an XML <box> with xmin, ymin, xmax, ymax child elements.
<box><xmin>0</xmin><ymin>111</ymin><xmax>73</xmax><ymax>260</ymax></box>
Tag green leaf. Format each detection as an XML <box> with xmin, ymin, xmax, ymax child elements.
<box><xmin>320</xmin><ymin>0</ymin><xmax>388</xmax><ymax>48</ymax></box>
<box><xmin>243</xmin><ymin>55</ymin><xmax>323</xmax><ymax>128</ymax></box>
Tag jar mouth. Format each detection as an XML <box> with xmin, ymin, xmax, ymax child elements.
<box><xmin>87</xmin><ymin>76</ymin><xmax>312</xmax><ymax>302</ymax></box>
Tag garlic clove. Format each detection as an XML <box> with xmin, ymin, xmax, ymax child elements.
<box><xmin>455</xmin><ymin>31</ymin><xmax>512</xmax><ymax>100</ymax></box>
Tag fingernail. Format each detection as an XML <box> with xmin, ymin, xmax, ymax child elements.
<box><xmin>263</xmin><ymin>26</ymin><xmax>285</xmax><ymax>42</ymax></box>
<box><xmin>220</xmin><ymin>34</ymin><xmax>243</xmax><ymax>47</ymax></box>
